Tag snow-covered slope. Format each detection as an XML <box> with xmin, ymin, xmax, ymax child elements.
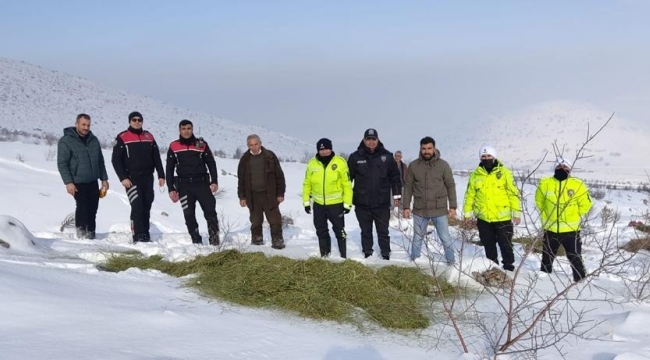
<box><xmin>0</xmin><ymin>58</ymin><xmax>312</xmax><ymax>161</ymax></box>
<box><xmin>451</xmin><ymin>101</ymin><xmax>650</xmax><ymax>183</ymax></box>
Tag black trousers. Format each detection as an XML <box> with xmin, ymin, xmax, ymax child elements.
<box><xmin>74</xmin><ymin>181</ymin><xmax>99</xmax><ymax>235</ymax></box>
<box><xmin>313</xmin><ymin>203</ymin><xmax>346</xmax><ymax>258</ymax></box>
<box><xmin>477</xmin><ymin>219</ymin><xmax>515</xmax><ymax>270</ymax></box>
<box><xmin>249</xmin><ymin>190</ymin><xmax>283</xmax><ymax>241</ymax></box>
<box><xmin>355</xmin><ymin>206</ymin><xmax>391</xmax><ymax>256</ymax></box>
<box><xmin>127</xmin><ymin>174</ymin><xmax>154</xmax><ymax>241</ymax></box>
<box><xmin>178</xmin><ymin>181</ymin><xmax>218</xmax><ymax>243</ymax></box>
<box><xmin>541</xmin><ymin>230</ymin><xmax>586</xmax><ymax>282</ymax></box>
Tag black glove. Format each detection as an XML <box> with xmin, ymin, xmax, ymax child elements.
<box><xmin>343</xmin><ymin>207</ymin><xmax>350</xmax><ymax>214</ymax></box>
<box><xmin>304</xmin><ymin>206</ymin><xmax>311</xmax><ymax>214</ymax></box>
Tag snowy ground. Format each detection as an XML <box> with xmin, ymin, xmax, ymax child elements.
<box><xmin>1</xmin><ymin>141</ymin><xmax>650</xmax><ymax>360</ymax></box>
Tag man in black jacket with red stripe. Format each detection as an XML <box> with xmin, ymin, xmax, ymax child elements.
<box><xmin>166</xmin><ymin>119</ymin><xmax>220</xmax><ymax>245</ymax></box>
<box><xmin>112</xmin><ymin>111</ymin><xmax>165</xmax><ymax>243</ymax></box>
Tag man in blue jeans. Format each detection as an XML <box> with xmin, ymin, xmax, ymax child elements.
<box><xmin>402</xmin><ymin>136</ymin><xmax>457</xmax><ymax>264</ymax></box>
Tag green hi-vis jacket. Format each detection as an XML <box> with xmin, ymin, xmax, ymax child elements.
<box><xmin>535</xmin><ymin>176</ymin><xmax>592</xmax><ymax>233</ymax></box>
<box><xmin>302</xmin><ymin>155</ymin><xmax>352</xmax><ymax>208</ymax></box>
<box><xmin>463</xmin><ymin>162</ymin><xmax>521</xmax><ymax>222</ymax></box>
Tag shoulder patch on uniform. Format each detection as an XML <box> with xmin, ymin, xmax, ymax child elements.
<box><xmin>332</xmin><ymin>164</ymin><xmax>338</xmax><ymax>170</ymax></box>
<box><xmin>568</xmin><ymin>189</ymin><xmax>575</xmax><ymax>197</ymax></box>
<box><xmin>381</xmin><ymin>155</ymin><xmax>387</xmax><ymax>162</ymax></box>
<box><xmin>496</xmin><ymin>171</ymin><xmax>502</xmax><ymax>179</ymax></box>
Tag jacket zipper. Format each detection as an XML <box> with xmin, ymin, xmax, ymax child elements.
<box><xmin>322</xmin><ymin>162</ymin><xmax>327</xmax><ymax>205</ymax></box>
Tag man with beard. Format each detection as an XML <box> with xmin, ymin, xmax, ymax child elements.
<box><xmin>302</xmin><ymin>138</ymin><xmax>353</xmax><ymax>258</ymax></box>
<box><xmin>57</xmin><ymin>113</ymin><xmax>109</xmax><ymax>239</ymax></box>
<box><xmin>112</xmin><ymin>111</ymin><xmax>165</xmax><ymax>243</ymax></box>
<box><xmin>347</xmin><ymin>128</ymin><xmax>402</xmax><ymax>260</ymax></box>
<box><xmin>535</xmin><ymin>157</ymin><xmax>592</xmax><ymax>282</ymax></box>
<box><xmin>462</xmin><ymin>146</ymin><xmax>521</xmax><ymax>271</ymax></box>
<box><xmin>402</xmin><ymin>136</ymin><xmax>457</xmax><ymax>264</ymax></box>
<box><xmin>166</xmin><ymin>119</ymin><xmax>220</xmax><ymax>245</ymax></box>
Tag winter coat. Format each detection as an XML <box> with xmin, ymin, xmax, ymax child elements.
<box><xmin>347</xmin><ymin>141</ymin><xmax>401</xmax><ymax>209</ymax></box>
<box><xmin>535</xmin><ymin>176</ymin><xmax>592</xmax><ymax>233</ymax></box>
<box><xmin>302</xmin><ymin>154</ymin><xmax>352</xmax><ymax>208</ymax></box>
<box><xmin>111</xmin><ymin>128</ymin><xmax>165</xmax><ymax>181</ymax></box>
<box><xmin>462</xmin><ymin>161</ymin><xmax>521</xmax><ymax>222</ymax></box>
<box><xmin>165</xmin><ymin>136</ymin><xmax>218</xmax><ymax>192</ymax></box>
<box><xmin>57</xmin><ymin>127</ymin><xmax>108</xmax><ymax>184</ymax></box>
<box><xmin>237</xmin><ymin>147</ymin><xmax>286</xmax><ymax>208</ymax></box>
<box><xmin>402</xmin><ymin>152</ymin><xmax>457</xmax><ymax>218</ymax></box>
<box><xmin>397</xmin><ymin>161</ymin><xmax>408</xmax><ymax>185</ymax></box>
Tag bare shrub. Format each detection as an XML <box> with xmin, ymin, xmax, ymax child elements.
<box><xmin>15</xmin><ymin>153</ymin><xmax>24</xmax><ymax>163</ymax></box>
<box><xmin>44</xmin><ymin>146</ymin><xmax>56</xmax><ymax>161</ymax></box>
<box><xmin>590</xmin><ymin>187</ymin><xmax>607</xmax><ymax>200</ymax></box>
<box><xmin>620</xmin><ymin>236</ymin><xmax>650</xmax><ymax>253</ymax></box>
<box><xmin>600</xmin><ymin>205</ymin><xmax>620</xmax><ymax>228</ymax></box>
<box><xmin>214</xmin><ymin>187</ymin><xmax>227</xmax><ymax>200</ymax></box>
<box><xmin>282</xmin><ymin>213</ymin><xmax>294</xmax><ymax>229</ymax></box>
<box><xmin>300</xmin><ymin>150</ymin><xmax>312</xmax><ymax>164</ymax></box>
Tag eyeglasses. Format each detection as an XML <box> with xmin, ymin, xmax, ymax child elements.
<box><xmin>130</xmin><ymin>118</ymin><xmax>143</xmax><ymax>123</ymax></box>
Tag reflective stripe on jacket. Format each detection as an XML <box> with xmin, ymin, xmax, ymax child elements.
<box><xmin>535</xmin><ymin>176</ymin><xmax>592</xmax><ymax>233</ymax></box>
<box><xmin>462</xmin><ymin>162</ymin><xmax>521</xmax><ymax>222</ymax></box>
<box><xmin>302</xmin><ymin>155</ymin><xmax>352</xmax><ymax>208</ymax></box>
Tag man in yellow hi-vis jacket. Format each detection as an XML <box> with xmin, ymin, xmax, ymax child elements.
<box><xmin>303</xmin><ymin>138</ymin><xmax>353</xmax><ymax>258</ymax></box>
<box><xmin>535</xmin><ymin>157</ymin><xmax>592</xmax><ymax>282</ymax></box>
<box><xmin>463</xmin><ymin>146</ymin><xmax>521</xmax><ymax>271</ymax></box>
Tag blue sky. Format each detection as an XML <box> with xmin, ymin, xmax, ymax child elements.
<box><xmin>2</xmin><ymin>0</ymin><xmax>649</xmax><ymax>152</ymax></box>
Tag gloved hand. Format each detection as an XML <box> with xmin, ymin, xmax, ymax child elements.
<box><xmin>343</xmin><ymin>207</ymin><xmax>350</xmax><ymax>214</ymax></box>
<box><xmin>304</xmin><ymin>206</ymin><xmax>311</xmax><ymax>214</ymax></box>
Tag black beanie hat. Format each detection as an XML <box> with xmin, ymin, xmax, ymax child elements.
<box><xmin>316</xmin><ymin>138</ymin><xmax>333</xmax><ymax>151</ymax></box>
<box><xmin>128</xmin><ymin>111</ymin><xmax>143</xmax><ymax>122</ymax></box>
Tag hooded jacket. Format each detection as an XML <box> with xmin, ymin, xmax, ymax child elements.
<box><xmin>57</xmin><ymin>127</ymin><xmax>108</xmax><ymax>184</ymax></box>
<box><xmin>462</xmin><ymin>160</ymin><xmax>521</xmax><ymax>222</ymax></box>
<box><xmin>402</xmin><ymin>151</ymin><xmax>457</xmax><ymax>218</ymax></box>
<box><xmin>347</xmin><ymin>140</ymin><xmax>401</xmax><ymax>208</ymax></box>
<box><xmin>535</xmin><ymin>176</ymin><xmax>592</xmax><ymax>233</ymax></box>
<box><xmin>302</xmin><ymin>154</ymin><xmax>352</xmax><ymax>208</ymax></box>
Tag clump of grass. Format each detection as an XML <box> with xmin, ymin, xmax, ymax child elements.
<box><xmin>512</xmin><ymin>235</ymin><xmax>565</xmax><ymax>256</ymax></box>
<box><xmin>100</xmin><ymin>250</ymin><xmax>457</xmax><ymax>330</ymax></box>
<box><xmin>620</xmin><ymin>236</ymin><xmax>650</xmax><ymax>253</ymax></box>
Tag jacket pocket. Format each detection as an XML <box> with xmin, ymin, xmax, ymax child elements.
<box><xmin>436</xmin><ymin>194</ymin><xmax>448</xmax><ymax>209</ymax></box>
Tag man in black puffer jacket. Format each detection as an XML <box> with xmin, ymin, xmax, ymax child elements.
<box><xmin>112</xmin><ymin>111</ymin><xmax>165</xmax><ymax>243</ymax></box>
<box><xmin>347</xmin><ymin>128</ymin><xmax>402</xmax><ymax>260</ymax></box>
<box><xmin>57</xmin><ymin>113</ymin><xmax>109</xmax><ymax>240</ymax></box>
<box><xmin>166</xmin><ymin>119</ymin><xmax>220</xmax><ymax>245</ymax></box>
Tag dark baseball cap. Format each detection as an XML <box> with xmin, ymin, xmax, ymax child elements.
<box><xmin>364</xmin><ymin>128</ymin><xmax>378</xmax><ymax>139</ymax></box>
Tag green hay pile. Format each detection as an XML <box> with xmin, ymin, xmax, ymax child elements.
<box><xmin>100</xmin><ymin>250</ymin><xmax>457</xmax><ymax>330</ymax></box>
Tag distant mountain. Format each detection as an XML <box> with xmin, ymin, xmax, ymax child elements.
<box><xmin>0</xmin><ymin>58</ymin><xmax>312</xmax><ymax>161</ymax></box>
<box><xmin>450</xmin><ymin>101</ymin><xmax>650</xmax><ymax>183</ymax></box>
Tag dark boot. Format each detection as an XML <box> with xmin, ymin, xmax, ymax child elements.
<box><xmin>76</xmin><ymin>227</ymin><xmax>88</xmax><ymax>239</ymax></box>
<box><xmin>134</xmin><ymin>233</ymin><xmax>150</xmax><ymax>243</ymax></box>
<box><xmin>189</xmin><ymin>228</ymin><xmax>202</xmax><ymax>244</ymax></box>
<box><xmin>207</xmin><ymin>217</ymin><xmax>220</xmax><ymax>246</ymax></box>
<box><xmin>271</xmin><ymin>238</ymin><xmax>286</xmax><ymax>250</ymax></box>
<box><xmin>209</xmin><ymin>232</ymin><xmax>220</xmax><ymax>246</ymax></box>
<box><xmin>251</xmin><ymin>237</ymin><xmax>264</xmax><ymax>245</ymax></box>
<box><xmin>86</xmin><ymin>231</ymin><xmax>96</xmax><ymax>240</ymax></box>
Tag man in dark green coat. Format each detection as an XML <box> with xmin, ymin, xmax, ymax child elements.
<box><xmin>57</xmin><ymin>113</ymin><xmax>109</xmax><ymax>239</ymax></box>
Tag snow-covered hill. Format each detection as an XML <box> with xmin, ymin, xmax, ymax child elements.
<box><xmin>449</xmin><ymin>101</ymin><xmax>650</xmax><ymax>183</ymax></box>
<box><xmin>0</xmin><ymin>58</ymin><xmax>312</xmax><ymax>161</ymax></box>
